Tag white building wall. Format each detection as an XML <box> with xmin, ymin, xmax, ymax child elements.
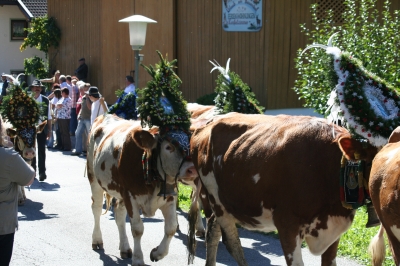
<box><xmin>0</xmin><ymin>5</ymin><xmax>45</xmax><ymax>84</ymax></box>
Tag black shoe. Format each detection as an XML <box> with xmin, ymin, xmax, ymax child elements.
<box><xmin>39</xmin><ymin>173</ymin><xmax>47</xmax><ymax>181</ymax></box>
<box><xmin>70</xmin><ymin>151</ymin><xmax>82</xmax><ymax>156</ymax></box>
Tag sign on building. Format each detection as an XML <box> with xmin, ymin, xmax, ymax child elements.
<box><xmin>222</xmin><ymin>0</ymin><xmax>262</xmax><ymax>32</ymax></box>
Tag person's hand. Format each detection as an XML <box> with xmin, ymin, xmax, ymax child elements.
<box><xmin>99</xmin><ymin>97</ymin><xmax>104</xmax><ymax>104</ymax></box>
<box><xmin>46</xmin><ymin>130</ymin><xmax>51</xmax><ymax>140</ymax></box>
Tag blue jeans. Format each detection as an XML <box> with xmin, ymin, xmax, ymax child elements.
<box><xmin>75</xmin><ymin>118</ymin><xmax>91</xmax><ymax>153</ymax></box>
<box><xmin>70</xmin><ymin>108</ymin><xmax>78</xmax><ymax>135</ymax></box>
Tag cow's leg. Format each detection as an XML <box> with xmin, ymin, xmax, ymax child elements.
<box><xmin>205</xmin><ymin>213</ymin><xmax>222</xmax><ymax>266</ymax></box>
<box><xmin>195</xmin><ymin>200</ymin><xmax>205</xmax><ymax>238</ymax></box>
<box><xmin>90</xmin><ymin>180</ymin><xmax>104</xmax><ymax>250</ymax></box>
<box><xmin>275</xmin><ymin>219</ymin><xmax>304</xmax><ymax>266</ymax></box>
<box><xmin>129</xmin><ymin>204</ymin><xmax>145</xmax><ymax>266</ymax></box>
<box><xmin>216</xmin><ymin>216</ymin><xmax>248</xmax><ymax>266</ymax></box>
<box><xmin>18</xmin><ymin>186</ymin><xmax>26</xmax><ymax>205</ymax></box>
<box><xmin>149</xmin><ymin>198</ymin><xmax>177</xmax><ymax>262</ymax></box>
<box><xmin>321</xmin><ymin>239</ymin><xmax>339</xmax><ymax>266</ymax></box>
<box><xmin>114</xmin><ymin>199</ymin><xmax>132</xmax><ymax>259</ymax></box>
<box><xmin>386</xmin><ymin>227</ymin><xmax>400</xmax><ymax>265</ymax></box>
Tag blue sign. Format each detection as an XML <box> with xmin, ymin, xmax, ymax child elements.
<box><xmin>222</xmin><ymin>0</ymin><xmax>262</xmax><ymax>32</ymax></box>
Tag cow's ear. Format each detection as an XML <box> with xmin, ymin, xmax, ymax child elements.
<box><xmin>388</xmin><ymin>126</ymin><xmax>400</xmax><ymax>143</ymax></box>
<box><xmin>133</xmin><ymin>130</ymin><xmax>157</xmax><ymax>151</ymax></box>
<box><xmin>36</xmin><ymin>121</ymin><xmax>47</xmax><ymax>133</ymax></box>
<box><xmin>338</xmin><ymin>137</ymin><xmax>357</xmax><ymax>160</ymax></box>
<box><xmin>6</xmin><ymin>128</ymin><xmax>16</xmax><ymax>138</ymax></box>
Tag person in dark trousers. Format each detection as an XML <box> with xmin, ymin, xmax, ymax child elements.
<box><xmin>30</xmin><ymin>80</ymin><xmax>52</xmax><ymax>181</ymax></box>
<box><xmin>75</xmin><ymin>58</ymin><xmax>88</xmax><ymax>82</ymax></box>
<box><xmin>0</xmin><ymin>114</ymin><xmax>35</xmax><ymax>266</ymax></box>
<box><xmin>1</xmin><ymin>73</ymin><xmax>9</xmax><ymax>97</ymax></box>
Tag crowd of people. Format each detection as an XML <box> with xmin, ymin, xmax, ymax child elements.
<box><xmin>0</xmin><ymin>54</ymin><xmax>139</xmax><ymax>265</ymax></box>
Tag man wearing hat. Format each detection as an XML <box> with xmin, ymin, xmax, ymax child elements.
<box><xmin>86</xmin><ymin>87</ymin><xmax>107</xmax><ymax>124</ymax></box>
<box><xmin>30</xmin><ymin>79</ymin><xmax>52</xmax><ymax>181</ymax></box>
<box><xmin>1</xmin><ymin>73</ymin><xmax>8</xmax><ymax>97</ymax></box>
<box><xmin>75</xmin><ymin>58</ymin><xmax>88</xmax><ymax>82</ymax></box>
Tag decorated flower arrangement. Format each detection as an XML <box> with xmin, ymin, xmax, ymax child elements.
<box><xmin>210</xmin><ymin>58</ymin><xmax>264</xmax><ymax>115</ymax></box>
<box><xmin>303</xmin><ymin>34</ymin><xmax>400</xmax><ymax>147</ymax></box>
<box><xmin>108</xmin><ymin>91</ymin><xmax>137</xmax><ymax>120</ymax></box>
<box><xmin>0</xmin><ymin>84</ymin><xmax>41</xmax><ymax>129</ymax></box>
<box><xmin>137</xmin><ymin>50</ymin><xmax>191</xmax><ymax>132</ymax></box>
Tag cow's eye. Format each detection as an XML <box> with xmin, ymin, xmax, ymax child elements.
<box><xmin>166</xmin><ymin>145</ymin><xmax>172</xmax><ymax>150</ymax></box>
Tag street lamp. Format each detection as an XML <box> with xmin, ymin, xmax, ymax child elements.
<box><xmin>119</xmin><ymin>15</ymin><xmax>157</xmax><ymax>90</ymax></box>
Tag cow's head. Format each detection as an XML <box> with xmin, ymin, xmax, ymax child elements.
<box><xmin>133</xmin><ymin>129</ymin><xmax>198</xmax><ymax>187</ymax></box>
<box><xmin>6</xmin><ymin>121</ymin><xmax>47</xmax><ymax>164</ymax></box>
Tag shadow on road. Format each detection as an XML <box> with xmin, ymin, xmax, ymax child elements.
<box><xmin>27</xmin><ymin>179</ymin><xmax>61</xmax><ymax>192</ymax></box>
<box><xmin>174</xmin><ymin>210</ymin><xmax>284</xmax><ymax>266</ymax></box>
<box><xmin>18</xmin><ymin>199</ymin><xmax>58</xmax><ymax>221</ymax></box>
<box><xmin>93</xmin><ymin>249</ymin><xmax>133</xmax><ymax>266</ymax></box>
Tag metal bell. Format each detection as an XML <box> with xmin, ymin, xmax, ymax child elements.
<box><xmin>365</xmin><ymin>202</ymin><xmax>380</xmax><ymax>228</ymax></box>
<box><xmin>157</xmin><ymin>182</ymin><xmax>177</xmax><ymax>197</ymax></box>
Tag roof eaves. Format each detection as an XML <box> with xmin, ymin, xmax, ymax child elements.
<box><xmin>17</xmin><ymin>0</ymin><xmax>33</xmax><ymax>20</ymax></box>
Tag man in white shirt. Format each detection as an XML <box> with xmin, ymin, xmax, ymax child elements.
<box><xmin>30</xmin><ymin>80</ymin><xmax>52</xmax><ymax>181</ymax></box>
<box><xmin>86</xmin><ymin>87</ymin><xmax>108</xmax><ymax>125</ymax></box>
<box><xmin>124</xmin><ymin>75</ymin><xmax>135</xmax><ymax>95</ymax></box>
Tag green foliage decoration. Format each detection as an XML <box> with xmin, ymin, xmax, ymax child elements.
<box><xmin>20</xmin><ymin>16</ymin><xmax>61</xmax><ymax>58</ymax></box>
<box><xmin>210</xmin><ymin>59</ymin><xmax>264</xmax><ymax>114</ymax></box>
<box><xmin>0</xmin><ymin>84</ymin><xmax>41</xmax><ymax>129</ymax></box>
<box><xmin>294</xmin><ymin>0</ymin><xmax>400</xmax><ymax>115</ymax></box>
<box><xmin>137</xmin><ymin>51</ymin><xmax>191</xmax><ymax>132</ymax></box>
<box><xmin>23</xmin><ymin>56</ymin><xmax>48</xmax><ymax>80</ymax></box>
<box><xmin>196</xmin><ymin>92</ymin><xmax>217</xmax><ymax>105</ymax></box>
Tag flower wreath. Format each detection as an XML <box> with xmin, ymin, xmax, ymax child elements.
<box><xmin>0</xmin><ymin>85</ymin><xmax>40</xmax><ymax>129</ymax></box>
<box><xmin>137</xmin><ymin>50</ymin><xmax>191</xmax><ymax>132</ymax></box>
<box><xmin>303</xmin><ymin>34</ymin><xmax>400</xmax><ymax>147</ymax></box>
<box><xmin>210</xmin><ymin>59</ymin><xmax>264</xmax><ymax>115</ymax></box>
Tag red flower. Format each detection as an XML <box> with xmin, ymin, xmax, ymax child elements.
<box><xmin>362</xmin><ymin>129</ymin><xmax>365</xmax><ymax>132</ymax></box>
<box><xmin>363</xmin><ymin>118</ymin><xmax>368</xmax><ymax>122</ymax></box>
<box><xmin>368</xmin><ymin>133</ymin><xmax>372</xmax><ymax>137</ymax></box>
<box><xmin>384</xmin><ymin>99</ymin><xmax>388</xmax><ymax>103</ymax></box>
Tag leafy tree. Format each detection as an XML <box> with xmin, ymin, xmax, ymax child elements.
<box><xmin>294</xmin><ymin>0</ymin><xmax>400</xmax><ymax>115</ymax></box>
<box><xmin>20</xmin><ymin>16</ymin><xmax>61</xmax><ymax>80</ymax></box>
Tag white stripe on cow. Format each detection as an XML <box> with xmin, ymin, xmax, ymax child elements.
<box><xmin>252</xmin><ymin>173</ymin><xmax>260</xmax><ymax>184</ymax></box>
<box><xmin>390</xmin><ymin>224</ymin><xmax>400</xmax><ymax>242</ymax></box>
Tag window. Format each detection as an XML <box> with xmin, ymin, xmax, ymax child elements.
<box><xmin>11</xmin><ymin>20</ymin><xmax>28</xmax><ymax>41</ymax></box>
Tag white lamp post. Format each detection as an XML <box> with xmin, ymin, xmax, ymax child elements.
<box><xmin>119</xmin><ymin>15</ymin><xmax>157</xmax><ymax>90</ymax></box>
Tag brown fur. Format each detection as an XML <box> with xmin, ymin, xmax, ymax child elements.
<box><xmin>189</xmin><ymin>113</ymin><xmax>378</xmax><ymax>265</ymax></box>
<box><xmin>369</xmin><ymin>141</ymin><xmax>400</xmax><ymax>265</ymax></box>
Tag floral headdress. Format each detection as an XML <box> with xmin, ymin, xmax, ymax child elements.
<box><xmin>137</xmin><ymin>50</ymin><xmax>191</xmax><ymax>158</ymax></box>
<box><xmin>210</xmin><ymin>58</ymin><xmax>264</xmax><ymax>114</ymax></box>
<box><xmin>0</xmin><ymin>84</ymin><xmax>42</xmax><ymax>147</ymax></box>
<box><xmin>302</xmin><ymin>33</ymin><xmax>400</xmax><ymax>147</ymax></box>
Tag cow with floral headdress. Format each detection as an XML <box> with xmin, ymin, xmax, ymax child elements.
<box><xmin>0</xmin><ymin>84</ymin><xmax>47</xmax><ymax>205</ymax></box>
<box><xmin>86</xmin><ymin>51</ymin><xmax>198</xmax><ymax>265</ymax></box>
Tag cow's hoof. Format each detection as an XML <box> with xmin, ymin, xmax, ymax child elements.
<box><xmin>196</xmin><ymin>230</ymin><xmax>205</xmax><ymax>238</ymax></box>
<box><xmin>92</xmin><ymin>243</ymin><xmax>104</xmax><ymax>250</ymax></box>
<box><xmin>120</xmin><ymin>248</ymin><xmax>132</xmax><ymax>259</ymax></box>
<box><xmin>150</xmin><ymin>246</ymin><xmax>159</xmax><ymax>262</ymax></box>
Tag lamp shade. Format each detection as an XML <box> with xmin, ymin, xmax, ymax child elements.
<box><xmin>119</xmin><ymin>15</ymin><xmax>157</xmax><ymax>50</ymax></box>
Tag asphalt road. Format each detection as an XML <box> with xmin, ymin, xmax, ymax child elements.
<box><xmin>11</xmin><ymin>129</ymin><xmax>362</xmax><ymax>266</ymax></box>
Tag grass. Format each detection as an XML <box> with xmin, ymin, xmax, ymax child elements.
<box><xmin>177</xmin><ymin>185</ymin><xmax>394</xmax><ymax>265</ymax></box>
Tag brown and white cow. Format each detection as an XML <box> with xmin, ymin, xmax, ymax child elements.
<box><xmin>87</xmin><ymin>114</ymin><xmax>198</xmax><ymax>266</ymax></box>
<box><xmin>187</xmin><ymin>113</ymin><xmax>378</xmax><ymax>266</ymax></box>
<box><xmin>368</xmin><ymin>128</ymin><xmax>400</xmax><ymax>266</ymax></box>
<box><xmin>5</xmin><ymin>121</ymin><xmax>47</xmax><ymax>205</ymax></box>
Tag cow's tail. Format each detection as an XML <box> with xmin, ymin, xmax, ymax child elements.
<box><xmin>187</xmin><ymin>181</ymin><xmax>201</xmax><ymax>264</ymax></box>
<box><xmin>102</xmin><ymin>192</ymin><xmax>113</xmax><ymax>215</ymax></box>
<box><xmin>368</xmin><ymin>225</ymin><xmax>386</xmax><ymax>266</ymax></box>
